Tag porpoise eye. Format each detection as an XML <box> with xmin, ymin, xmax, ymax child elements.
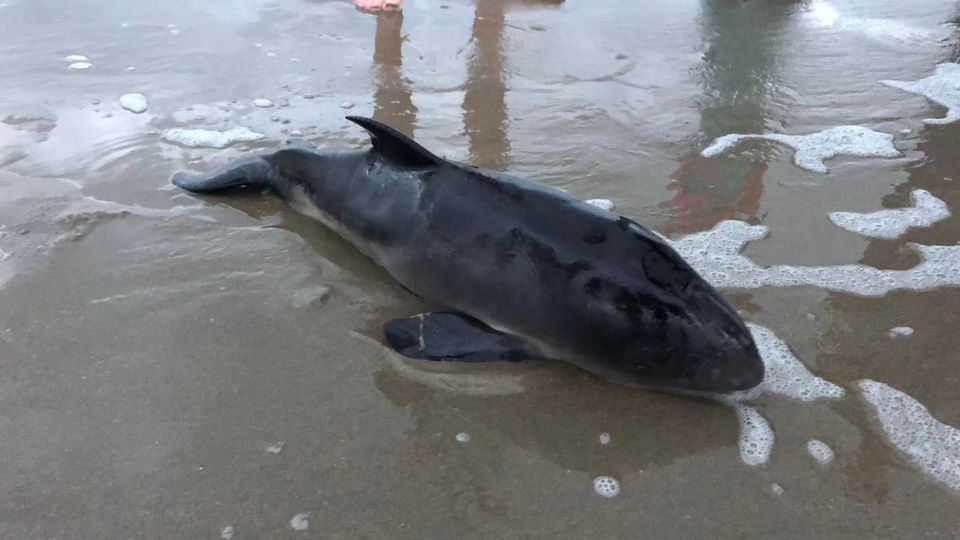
<box><xmin>583</xmin><ymin>232</ymin><xmax>607</xmax><ymax>245</ymax></box>
<box><xmin>583</xmin><ymin>277</ymin><xmax>603</xmax><ymax>296</ymax></box>
<box><xmin>613</xmin><ymin>290</ymin><xmax>640</xmax><ymax>314</ymax></box>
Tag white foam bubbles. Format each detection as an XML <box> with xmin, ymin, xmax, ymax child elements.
<box><xmin>882</xmin><ymin>63</ymin><xmax>960</xmax><ymax>125</ymax></box>
<box><xmin>701</xmin><ymin>126</ymin><xmax>899</xmax><ymax>173</ymax></box>
<box><xmin>806</xmin><ymin>439</ymin><xmax>835</xmax><ymax>465</ymax></box>
<box><xmin>118</xmin><ymin>93</ymin><xmax>149</xmax><ymax>114</ymax></box>
<box><xmin>289</xmin><ymin>512</ymin><xmax>310</xmax><ymax>530</ymax></box>
<box><xmin>737</xmin><ymin>323</ymin><xmax>845</xmax><ymax>402</ymax></box>
<box><xmin>586</xmin><ymin>199</ymin><xmax>615</xmax><ymax>211</ymax></box>
<box><xmin>593</xmin><ymin>476</ymin><xmax>620</xmax><ymax>497</ymax></box>
<box><xmin>828</xmin><ymin>190</ymin><xmax>949</xmax><ymax>239</ymax></box>
<box><xmin>669</xmin><ymin>220</ymin><xmax>960</xmax><ymax>296</ymax></box>
<box><xmin>721</xmin><ymin>324</ymin><xmax>842</xmax><ymax>468</ymax></box>
<box><xmin>858</xmin><ymin>380</ymin><xmax>960</xmax><ymax>491</ymax></box>
<box><xmin>162</xmin><ymin>126</ymin><xmax>264</xmax><ymax>148</ymax></box>
<box><xmin>889</xmin><ymin>326</ymin><xmax>914</xmax><ymax>339</ymax></box>
<box><xmin>734</xmin><ymin>404</ymin><xmax>774</xmax><ymax>466</ymax></box>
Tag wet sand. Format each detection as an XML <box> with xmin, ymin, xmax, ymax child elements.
<box><xmin>1</xmin><ymin>0</ymin><xmax>959</xmax><ymax>537</ymax></box>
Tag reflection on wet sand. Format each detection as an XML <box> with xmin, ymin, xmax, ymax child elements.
<box><xmin>663</xmin><ymin>0</ymin><xmax>799</xmax><ymax>234</ymax></box>
<box><xmin>462</xmin><ymin>0</ymin><xmax>510</xmax><ymax>170</ymax></box>
<box><xmin>370</xmin><ymin>0</ymin><xmax>563</xmax><ymax>169</ymax></box>
<box><xmin>372</xmin><ymin>11</ymin><xmax>417</xmax><ymax>136</ymax></box>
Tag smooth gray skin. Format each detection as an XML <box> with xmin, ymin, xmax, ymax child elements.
<box><xmin>172</xmin><ymin>116</ymin><xmax>764</xmax><ymax>393</ymax></box>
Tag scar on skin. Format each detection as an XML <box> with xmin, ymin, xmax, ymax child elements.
<box><xmin>418</xmin><ymin>313</ymin><xmax>426</xmax><ymax>351</ymax></box>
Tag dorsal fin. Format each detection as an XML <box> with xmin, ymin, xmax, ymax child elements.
<box><xmin>347</xmin><ymin>116</ymin><xmax>440</xmax><ymax>168</ymax></box>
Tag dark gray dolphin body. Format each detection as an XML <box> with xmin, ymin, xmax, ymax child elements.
<box><xmin>172</xmin><ymin>116</ymin><xmax>764</xmax><ymax>393</ymax></box>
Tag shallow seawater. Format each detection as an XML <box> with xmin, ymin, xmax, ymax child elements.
<box><xmin>1</xmin><ymin>0</ymin><xmax>959</xmax><ymax>537</ymax></box>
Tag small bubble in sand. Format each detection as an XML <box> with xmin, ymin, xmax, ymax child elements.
<box><xmin>593</xmin><ymin>476</ymin><xmax>620</xmax><ymax>497</ymax></box>
<box><xmin>68</xmin><ymin>62</ymin><xmax>93</xmax><ymax>70</ymax></box>
<box><xmin>340</xmin><ymin>101</ymin><xmax>355</xmax><ymax>109</ymax></box>
<box><xmin>65</xmin><ymin>54</ymin><xmax>88</xmax><ymax>62</ymax></box>
<box><xmin>126</xmin><ymin>66</ymin><xmax>137</xmax><ymax>72</ymax></box>
<box><xmin>220</xmin><ymin>525</ymin><xmax>235</xmax><ymax>539</ymax></box>
<box><xmin>265</xmin><ymin>441</ymin><xmax>284</xmax><ymax>454</ymax></box>
<box><xmin>888</xmin><ymin>326</ymin><xmax>914</xmax><ymax>338</ymax></box>
<box><xmin>455</xmin><ymin>432</ymin><xmax>470</xmax><ymax>443</ymax></box>
<box><xmin>806</xmin><ymin>439</ymin><xmax>834</xmax><ymax>464</ymax></box>
<box><xmin>118</xmin><ymin>93</ymin><xmax>148</xmax><ymax>114</ymax></box>
<box><xmin>599</xmin><ymin>433</ymin><xmax>611</xmax><ymax>445</ymax></box>
<box><xmin>771</xmin><ymin>483</ymin><xmax>784</xmax><ymax>495</ymax></box>
<box><xmin>290</xmin><ymin>513</ymin><xmax>309</xmax><ymax>530</ymax></box>
<box><xmin>253</xmin><ymin>98</ymin><xmax>274</xmax><ymax>108</ymax></box>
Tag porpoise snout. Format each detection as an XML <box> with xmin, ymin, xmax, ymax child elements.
<box><xmin>170</xmin><ymin>171</ymin><xmax>203</xmax><ymax>192</ymax></box>
<box><xmin>692</xmin><ymin>339</ymin><xmax>765</xmax><ymax>393</ymax></box>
